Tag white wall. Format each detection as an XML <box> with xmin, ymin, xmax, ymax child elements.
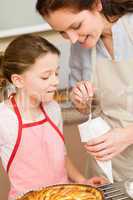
<box><xmin>0</xmin><ymin>0</ymin><xmax>44</xmax><ymax>30</ymax></box>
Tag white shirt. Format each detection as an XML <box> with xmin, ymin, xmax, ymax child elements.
<box><xmin>69</xmin><ymin>14</ymin><xmax>133</xmax><ymax>87</ymax></box>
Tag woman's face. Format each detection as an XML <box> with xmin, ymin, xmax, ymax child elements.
<box><xmin>46</xmin><ymin>7</ymin><xmax>104</xmax><ymax>48</ymax></box>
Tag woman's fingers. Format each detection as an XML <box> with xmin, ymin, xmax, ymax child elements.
<box><xmin>77</xmin><ymin>81</ymin><xmax>94</xmax><ymax>99</ymax></box>
<box><xmin>83</xmin><ymin>81</ymin><xmax>95</xmax><ymax>97</ymax></box>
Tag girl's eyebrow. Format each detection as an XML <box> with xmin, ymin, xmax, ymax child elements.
<box><xmin>41</xmin><ymin>66</ymin><xmax>60</xmax><ymax>74</ymax></box>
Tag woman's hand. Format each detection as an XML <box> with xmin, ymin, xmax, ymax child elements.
<box><xmin>84</xmin><ymin>127</ymin><xmax>132</xmax><ymax>160</ymax></box>
<box><xmin>70</xmin><ymin>81</ymin><xmax>95</xmax><ymax>113</ymax></box>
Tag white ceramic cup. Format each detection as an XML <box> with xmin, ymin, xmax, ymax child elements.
<box><xmin>78</xmin><ymin>117</ymin><xmax>111</xmax><ymax>143</ymax></box>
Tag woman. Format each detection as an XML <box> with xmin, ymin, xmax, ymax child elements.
<box><xmin>36</xmin><ymin>0</ymin><xmax>133</xmax><ymax>181</ymax></box>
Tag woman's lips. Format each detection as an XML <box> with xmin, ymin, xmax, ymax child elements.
<box><xmin>79</xmin><ymin>35</ymin><xmax>90</xmax><ymax>45</ymax></box>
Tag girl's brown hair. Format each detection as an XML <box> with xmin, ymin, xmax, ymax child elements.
<box><xmin>0</xmin><ymin>34</ymin><xmax>60</xmax><ymax>100</ymax></box>
<box><xmin>0</xmin><ymin>34</ymin><xmax>60</xmax><ymax>83</ymax></box>
<box><xmin>36</xmin><ymin>0</ymin><xmax>133</xmax><ymax>21</ymax></box>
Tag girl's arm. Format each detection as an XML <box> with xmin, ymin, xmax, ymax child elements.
<box><xmin>66</xmin><ymin>156</ymin><xmax>107</xmax><ymax>185</ymax></box>
<box><xmin>66</xmin><ymin>156</ymin><xmax>85</xmax><ymax>183</ymax></box>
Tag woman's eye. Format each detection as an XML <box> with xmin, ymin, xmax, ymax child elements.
<box><xmin>73</xmin><ymin>23</ymin><xmax>81</xmax><ymax>30</ymax></box>
<box><xmin>55</xmin><ymin>72</ymin><xmax>59</xmax><ymax>76</ymax></box>
<box><xmin>60</xmin><ymin>32</ymin><xmax>68</xmax><ymax>39</ymax></box>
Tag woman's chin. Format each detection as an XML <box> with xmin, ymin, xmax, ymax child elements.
<box><xmin>81</xmin><ymin>36</ymin><xmax>98</xmax><ymax>48</ymax></box>
<box><xmin>81</xmin><ymin>40</ymin><xmax>96</xmax><ymax>48</ymax></box>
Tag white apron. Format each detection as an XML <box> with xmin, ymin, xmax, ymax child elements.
<box><xmin>86</xmin><ymin>17</ymin><xmax>133</xmax><ymax>181</ymax></box>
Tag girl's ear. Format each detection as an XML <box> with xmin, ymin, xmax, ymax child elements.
<box><xmin>11</xmin><ymin>74</ymin><xmax>24</xmax><ymax>89</ymax></box>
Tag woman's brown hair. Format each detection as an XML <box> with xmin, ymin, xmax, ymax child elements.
<box><xmin>0</xmin><ymin>34</ymin><xmax>60</xmax><ymax>100</ymax></box>
<box><xmin>36</xmin><ymin>0</ymin><xmax>133</xmax><ymax>21</ymax></box>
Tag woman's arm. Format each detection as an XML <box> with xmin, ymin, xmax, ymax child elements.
<box><xmin>69</xmin><ymin>43</ymin><xmax>92</xmax><ymax>88</ymax></box>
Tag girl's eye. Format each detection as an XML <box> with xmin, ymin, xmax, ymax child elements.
<box><xmin>41</xmin><ymin>77</ymin><xmax>49</xmax><ymax>80</ymax></box>
<box><xmin>55</xmin><ymin>72</ymin><xmax>59</xmax><ymax>76</ymax></box>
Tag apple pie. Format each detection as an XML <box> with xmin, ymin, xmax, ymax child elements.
<box><xmin>16</xmin><ymin>184</ymin><xmax>103</xmax><ymax>200</ymax></box>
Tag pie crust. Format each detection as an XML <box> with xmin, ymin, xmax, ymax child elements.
<box><xmin>16</xmin><ymin>184</ymin><xmax>104</xmax><ymax>200</ymax></box>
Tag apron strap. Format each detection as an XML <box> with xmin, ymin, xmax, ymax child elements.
<box><xmin>40</xmin><ymin>103</ymin><xmax>64</xmax><ymax>142</ymax></box>
<box><xmin>7</xmin><ymin>94</ymin><xmax>23</xmax><ymax>172</ymax></box>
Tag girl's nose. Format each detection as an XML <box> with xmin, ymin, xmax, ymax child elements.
<box><xmin>50</xmin><ymin>74</ymin><xmax>59</xmax><ymax>86</ymax></box>
<box><xmin>66</xmin><ymin>30</ymin><xmax>78</xmax><ymax>44</ymax></box>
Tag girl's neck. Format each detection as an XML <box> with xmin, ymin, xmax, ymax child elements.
<box><xmin>14</xmin><ymin>93</ymin><xmax>43</xmax><ymax>122</ymax></box>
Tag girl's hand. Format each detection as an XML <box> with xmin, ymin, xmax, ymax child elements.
<box><xmin>80</xmin><ymin>176</ymin><xmax>108</xmax><ymax>186</ymax></box>
<box><xmin>70</xmin><ymin>81</ymin><xmax>95</xmax><ymax>113</ymax></box>
<box><xmin>84</xmin><ymin>127</ymin><xmax>132</xmax><ymax>160</ymax></box>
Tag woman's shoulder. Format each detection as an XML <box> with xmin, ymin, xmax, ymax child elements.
<box><xmin>121</xmin><ymin>14</ymin><xmax>133</xmax><ymax>28</ymax></box>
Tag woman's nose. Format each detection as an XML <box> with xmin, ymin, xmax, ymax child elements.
<box><xmin>66</xmin><ymin>30</ymin><xmax>78</xmax><ymax>44</ymax></box>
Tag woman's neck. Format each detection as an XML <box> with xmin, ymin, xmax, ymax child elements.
<box><xmin>102</xmin><ymin>16</ymin><xmax>113</xmax><ymax>38</ymax></box>
<box><xmin>100</xmin><ymin>16</ymin><xmax>115</xmax><ymax>59</ymax></box>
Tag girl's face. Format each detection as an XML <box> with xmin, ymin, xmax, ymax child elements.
<box><xmin>46</xmin><ymin>6</ymin><xmax>104</xmax><ymax>48</ymax></box>
<box><xmin>19</xmin><ymin>53</ymin><xmax>59</xmax><ymax>103</ymax></box>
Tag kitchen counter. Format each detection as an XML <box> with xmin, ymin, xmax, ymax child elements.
<box><xmin>99</xmin><ymin>181</ymin><xmax>131</xmax><ymax>200</ymax></box>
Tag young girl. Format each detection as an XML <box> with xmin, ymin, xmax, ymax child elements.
<box><xmin>0</xmin><ymin>34</ymin><xmax>105</xmax><ymax>200</ymax></box>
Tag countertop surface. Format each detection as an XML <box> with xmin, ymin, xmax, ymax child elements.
<box><xmin>61</xmin><ymin>101</ymin><xmax>88</xmax><ymax>125</ymax></box>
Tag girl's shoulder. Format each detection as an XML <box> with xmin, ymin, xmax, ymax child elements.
<box><xmin>0</xmin><ymin>101</ymin><xmax>9</xmax><ymax>118</ymax></box>
<box><xmin>42</xmin><ymin>100</ymin><xmax>62</xmax><ymax>122</ymax></box>
<box><xmin>0</xmin><ymin>101</ymin><xmax>18</xmax><ymax>144</ymax></box>
<box><xmin>44</xmin><ymin>100</ymin><xmax>61</xmax><ymax>113</ymax></box>
<box><xmin>0</xmin><ymin>101</ymin><xmax>17</xmax><ymax>125</ymax></box>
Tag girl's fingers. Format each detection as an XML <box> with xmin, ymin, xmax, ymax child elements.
<box><xmin>88</xmin><ymin>176</ymin><xmax>108</xmax><ymax>186</ymax></box>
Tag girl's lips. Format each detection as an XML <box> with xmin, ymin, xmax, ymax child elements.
<box><xmin>47</xmin><ymin>91</ymin><xmax>55</xmax><ymax>93</ymax></box>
